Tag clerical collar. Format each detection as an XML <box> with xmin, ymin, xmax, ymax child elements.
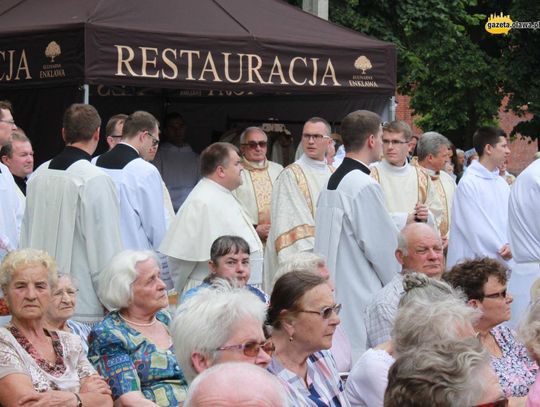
<box><xmin>49</xmin><ymin>146</ymin><xmax>92</xmax><ymax>170</ymax></box>
<box><xmin>298</xmin><ymin>154</ymin><xmax>328</xmax><ymax>172</ymax></box>
<box><xmin>242</xmin><ymin>158</ymin><xmax>268</xmax><ymax>171</ymax></box>
<box><xmin>421</xmin><ymin>166</ymin><xmax>439</xmax><ymax>177</ymax></box>
<box><xmin>203</xmin><ymin>177</ymin><xmax>232</xmax><ymax>194</ymax></box>
<box><xmin>378</xmin><ymin>159</ymin><xmax>412</xmax><ymax>175</ymax></box>
<box><xmin>119</xmin><ymin>142</ymin><xmax>140</xmax><ymax>156</ymax></box>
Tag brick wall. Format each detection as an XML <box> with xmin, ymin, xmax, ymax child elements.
<box><xmin>395</xmin><ymin>94</ymin><xmax>537</xmax><ymax>175</ymax></box>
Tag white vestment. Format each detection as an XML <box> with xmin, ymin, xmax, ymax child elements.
<box><xmin>0</xmin><ymin>162</ymin><xmax>23</xmax><ymax>259</ymax></box>
<box><xmin>419</xmin><ymin>166</ymin><xmax>457</xmax><ymax>238</ymax></box>
<box><xmin>508</xmin><ymin>159</ymin><xmax>540</xmax><ymax>327</ymax></box>
<box><xmin>232</xmin><ymin>158</ymin><xmax>283</xmax><ymax>225</ymax></box>
<box><xmin>370</xmin><ymin>159</ymin><xmax>442</xmax><ymax>231</ymax></box>
<box><xmin>152</xmin><ymin>142</ymin><xmax>200</xmax><ymax>211</ymax></box>
<box><xmin>95</xmin><ymin>144</ymin><xmax>168</xmax><ymax>252</ymax></box>
<box><xmin>21</xmin><ymin>154</ymin><xmax>123</xmax><ymax>323</ymax></box>
<box><xmin>264</xmin><ymin>154</ymin><xmax>333</xmax><ymax>290</ymax></box>
<box><xmin>159</xmin><ymin>178</ymin><xmax>263</xmax><ymax>292</ymax></box>
<box><xmin>447</xmin><ymin>160</ymin><xmax>511</xmax><ymax>268</ymax></box>
<box><xmin>315</xmin><ymin>157</ymin><xmax>400</xmax><ymax>361</ymax></box>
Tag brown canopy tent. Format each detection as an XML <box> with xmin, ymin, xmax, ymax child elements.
<box><xmin>0</xmin><ymin>0</ymin><xmax>396</xmax><ymax>162</ymax></box>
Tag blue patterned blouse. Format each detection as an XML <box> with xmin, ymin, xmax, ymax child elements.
<box><xmin>88</xmin><ymin>310</ymin><xmax>187</xmax><ymax>406</ymax></box>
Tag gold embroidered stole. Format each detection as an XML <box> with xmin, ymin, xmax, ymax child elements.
<box><xmin>247</xmin><ymin>168</ymin><xmax>273</xmax><ymax>224</ymax></box>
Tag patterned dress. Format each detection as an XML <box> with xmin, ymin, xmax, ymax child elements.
<box><xmin>491</xmin><ymin>325</ymin><xmax>538</xmax><ymax>397</ymax></box>
<box><xmin>0</xmin><ymin>325</ymin><xmax>96</xmax><ymax>392</ymax></box>
<box><xmin>88</xmin><ymin>310</ymin><xmax>187</xmax><ymax>406</ymax></box>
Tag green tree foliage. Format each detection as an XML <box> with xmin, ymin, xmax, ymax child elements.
<box><xmin>289</xmin><ymin>0</ymin><xmax>538</xmax><ymax>147</ymax></box>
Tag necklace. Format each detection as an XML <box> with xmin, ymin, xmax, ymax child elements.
<box><xmin>118</xmin><ymin>312</ymin><xmax>157</xmax><ymax>327</ymax></box>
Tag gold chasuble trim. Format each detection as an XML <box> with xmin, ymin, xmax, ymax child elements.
<box><xmin>275</xmin><ymin>224</ymin><xmax>316</xmax><ymax>253</ymax></box>
<box><xmin>248</xmin><ymin>169</ymin><xmax>273</xmax><ymax>225</ymax></box>
<box><xmin>415</xmin><ymin>166</ymin><xmax>429</xmax><ymax>204</ymax></box>
<box><xmin>288</xmin><ymin>163</ymin><xmax>314</xmax><ymax>216</ymax></box>
<box><xmin>432</xmin><ymin>177</ymin><xmax>449</xmax><ymax>236</ymax></box>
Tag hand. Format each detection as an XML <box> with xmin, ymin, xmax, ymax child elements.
<box><xmin>18</xmin><ymin>390</ymin><xmax>78</xmax><ymax>407</ymax></box>
<box><xmin>80</xmin><ymin>374</ymin><xmax>112</xmax><ymax>395</ymax></box>
<box><xmin>413</xmin><ymin>203</ymin><xmax>429</xmax><ymax>222</ymax></box>
<box><xmin>499</xmin><ymin>244</ymin><xmax>513</xmax><ymax>260</ymax></box>
<box><xmin>255</xmin><ymin>223</ymin><xmax>270</xmax><ymax>241</ymax></box>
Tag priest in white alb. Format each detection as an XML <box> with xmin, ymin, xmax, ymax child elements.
<box><xmin>160</xmin><ymin>142</ymin><xmax>263</xmax><ymax>293</ymax></box>
<box><xmin>416</xmin><ymin>131</ymin><xmax>456</xmax><ymax>246</ymax></box>
<box><xmin>370</xmin><ymin>121</ymin><xmax>442</xmax><ymax>231</ymax></box>
<box><xmin>508</xmin><ymin>158</ymin><xmax>540</xmax><ymax>327</ymax></box>
<box><xmin>232</xmin><ymin>127</ymin><xmax>283</xmax><ymax>244</ymax></box>
<box><xmin>447</xmin><ymin>126</ymin><xmax>512</xmax><ymax>268</ymax></box>
<box><xmin>21</xmin><ymin>104</ymin><xmax>123</xmax><ymax>324</ymax></box>
<box><xmin>315</xmin><ymin>110</ymin><xmax>400</xmax><ymax>361</ymax></box>
<box><xmin>264</xmin><ymin>117</ymin><xmax>333</xmax><ymax>290</ymax></box>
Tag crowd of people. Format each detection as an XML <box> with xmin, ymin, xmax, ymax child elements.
<box><xmin>0</xmin><ymin>99</ymin><xmax>539</xmax><ymax>406</ymax></box>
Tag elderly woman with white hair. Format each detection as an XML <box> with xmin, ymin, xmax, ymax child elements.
<box><xmin>172</xmin><ymin>283</ymin><xmax>273</xmax><ymax>384</ymax></box>
<box><xmin>88</xmin><ymin>250</ymin><xmax>188</xmax><ymax>407</ymax></box>
<box><xmin>385</xmin><ymin>338</ymin><xmax>502</xmax><ymax>407</ymax></box>
<box><xmin>345</xmin><ymin>273</ymin><xmax>496</xmax><ymax>407</ymax></box>
<box><xmin>519</xmin><ymin>299</ymin><xmax>540</xmax><ymax>406</ymax></box>
<box><xmin>0</xmin><ymin>249</ymin><xmax>112</xmax><ymax>407</ymax></box>
<box><xmin>274</xmin><ymin>251</ymin><xmax>352</xmax><ymax>373</ymax></box>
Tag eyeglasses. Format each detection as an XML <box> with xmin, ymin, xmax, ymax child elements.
<box><xmin>145</xmin><ymin>131</ymin><xmax>160</xmax><ymax>146</ymax></box>
<box><xmin>109</xmin><ymin>134</ymin><xmax>123</xmax><ymax>139</ymax></box>
<box><xmin>241</xmin><ymin>141</ymin><xmax>268</xmax><ymax>149</ymax></box>
<box><xmin>217</xmin><ymin>340</ymin><xmax>275</xmax><ymax>357</ymax></box>
<box><xmin>382</xmin><ymin>139</ymin><xmax>408</xmax><ymax>146</ymax></box>
<box><xmin>52</xmin><ymin>288</ymin><xmax>79</xmax><ymax>298</ymax></box>
<box><xmin>298</xmin><ymin>303</ymin><xmax>342</xmax><ymax>319</ymax></box>
<box><xmin>302</xmin><ymin>133</ymin><xmax>330</xmax><ymax>141</ymax></box>
<box><xmin>0</xmin><ymin>119</ymin><xmax>16</xmax><ymax>126</ymax></box>
<box><xmin>483</xmin><ymin>289</ymin><xmax>507</xmax><ymax>300</ymax></box>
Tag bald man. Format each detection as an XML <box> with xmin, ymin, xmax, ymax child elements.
<box><xmin>364</xmin><ymin>222</ymin><xmax>444</xmax><ymax>348</ymax></box>
<box><xmin>184</xmin><ymin>362</ymin><xmax>289</xmax><ymax>407</ymax></box>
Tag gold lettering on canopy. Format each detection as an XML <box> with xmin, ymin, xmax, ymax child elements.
<box><xmin>162</xmin><ymin>48</ymin><xmax>178</xmax><ymax>79</ymax></box>
<box><xmin>140</xmin><ymin>47</ymin><xmax>159</xmax><ymax>78</ymax></box>
<box><xmin>112</xmin><ymin>46</ymin><xmax>348</xmax><ymax>88</ymax></box>
<box><xmin>179</xmin><ymin>50</ymin><xmax>200</xmax><ymax>80</ymax></box>
<box><xmin>115</xmin><ymin>45</ymin><xmax>139</xmax><ymax>77</ymax></box>
<box><xmin>0</xmin><ymin>50</ymin><xmax>32</xmax><ymax>81</ymax></box>
<box><xmin>268</xmin><ymin>56</ymin><xmax>288</xmax><ymax>85</ymax></box>
<box><xmin>289</xmin><ymin>57</ymin><xmax>307</xmax><ymax>85</ymax></box>
<box><xmin>199</xmin><ymin>52</ymin><xmax>222</xmax><ymax>82</ymax></box>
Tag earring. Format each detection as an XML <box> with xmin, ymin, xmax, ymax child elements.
<box><xmin>289</xmin><ymin>334</ymin><xmax>294</xmax><ymax>342</ymax></box>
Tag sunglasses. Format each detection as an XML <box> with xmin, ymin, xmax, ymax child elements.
<box><xmin>241</xmin><ymin>141</ymin><xmax>268</xmax><ymax>149</ymax></box>
<box><xmin>298</xmin><ymin>303</ymin><xmax>342</xmax><ymax>319</ymax></box>
<box><xmin>217</xmin><ymin>340</ymin><xmax>275</xmax><ymax>357</ymax></box>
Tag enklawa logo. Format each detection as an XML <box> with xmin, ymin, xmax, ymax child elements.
<box><xmin>354</xmin><ymin>55</ymin><xmax>372</xmax><ymax>74</ymax></box>
<box><xmin>45</xmin><ymin>41</ymin><xmax>61</xmax><ymax>62</ymax></box>
<box><xmin>485</xmin><ymin>13</ymin><xmax>513</xmax><ymax>35</ymax></box>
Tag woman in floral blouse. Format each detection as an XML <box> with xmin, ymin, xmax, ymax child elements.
<box><xmin>89</xmin><ymin>250</ymin><xmax>188</xmax><ymax>407</ymax></box>
<box><xmin>0</xmin><ymin>249</ymin><xmax>112</xmax><ymax>406</ymax></box>
<box><xmin>444</xmin><ymin>257</ymin><xmax>538</xmax><ymax>401</ymax></box>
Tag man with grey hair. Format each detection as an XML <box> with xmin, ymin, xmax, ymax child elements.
<box><xmin>233</xmin><ymin>126</ymin><xmax>283</xmax><ymax>243</ymax></box>
<box><xmin>95</xmin><ymin>111</ymin><xmax>171</xmax><ymax>286</ymax></box>
<box><xmin>265</xmin><ymin>117</ymin><xmax>333</xmax><ymax>290</ymax></box>
<box><xmin>184</xmin><ymin>362</ymin><xmax>289</xmax><ymax>407</ymax></box>
<box><xmin>416</xmin><ymin>131</ymin><xmax>456</xmax><ymax>245</ymax></box>
<box><xmin>365</xmin><ymin>222</ymin><xmax>444</xmax><ymax>348</ymax></box>
<box><xmin>171</xmin><ymin>286</ymin><xmax>271</xmax><ymax>384</ymax></box>
<box><xmin>370</xmin><ymin>120</ymin><xmax>442</xmax><ymax>231</ymax></box>
<box><xmin>22</xmin><ymin>103</ymin><xmax>123</xmax><ymax>323</ymax></box>
<box><xmin>161</xmin><ymin>142</ymin><xmax>263</xmax><ymax>293</ymax></box>
<box><xmin>315</xmin><ymin>110</ymin><xmax>400</xmax><ymax>361</ymax></box>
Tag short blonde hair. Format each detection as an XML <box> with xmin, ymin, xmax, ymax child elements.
<box><xmin>0</xmin><ymin>249</ymin><xmax>58</xmax><ymax>292</ymax></box>
<box><xmin>519</xmin><ymin>300</ymin><xmax>540</xmax><ymax>362</ymax></box>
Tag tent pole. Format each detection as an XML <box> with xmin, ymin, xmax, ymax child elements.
<box><xmin>83</xmin><ymin>84</ymin><xmax>89</xmax><ymax>104</ymax></box>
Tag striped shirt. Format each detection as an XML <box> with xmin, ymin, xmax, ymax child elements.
<box><xmin>267</xmin><ymin>350</ymin><xmax>350</xmax><ymax>407</ymax></box>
